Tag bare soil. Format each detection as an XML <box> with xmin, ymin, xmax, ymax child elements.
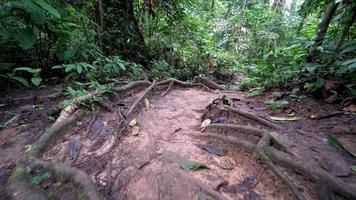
<box><xmin>1</xmin><ymin>83</ymin><xmax>356</xmax><ymax>200</ymax></box>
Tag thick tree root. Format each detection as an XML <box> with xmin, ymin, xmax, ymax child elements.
<box><xmin>156</xmin><ymin>76</ymin><xmax>225</xmax><ymax>94</ymax></box>
<box><xmin>203</xmin><ymin>123</ymin><xmax>356</xmax><ymax>200</ymax></box>
<box><xmin>5</xmin><ymin>77</ymin><xmax>225</xmax><ymax>199</ymax></box>
<box><xmin>193</xmin><ymin>76</ymin><xmax>225</xmax><ymax>90</ymax></box>
<box><xmin>126</xmin><ymin>80</ymin><xmax>157</xmax><ymax>118</ymax></box>
<box><xmin>221</xmin><ymin>105</ymin><xmax>281</xmax><ymax>130</ymax></box>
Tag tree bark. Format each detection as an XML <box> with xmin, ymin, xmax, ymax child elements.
<box><xmin>307</xmin><ymin>1</ymin><xmax>340</xmax><ymax>62</ymax></box>
<box><xmin>97</xmin><ymin>0</ymin><xmax>105</xmax><ymax>50</ymax></box>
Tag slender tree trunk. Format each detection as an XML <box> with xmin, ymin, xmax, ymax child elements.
<box><xmin>335</xmin><ymin>6</ymin><xmax>356</xmax><ymax>52</ymax></box>
<box><xmin>97</xmin><ymin>0</ymin><xmax>105</xmax><ymax>50</ymax></box>
<box><xmin>307</xmin><ymin>1</ymin><xmax>340</xmax><ymax>62</ymax></box>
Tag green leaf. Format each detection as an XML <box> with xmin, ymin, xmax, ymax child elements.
<box><xmin>15</xmin><ymin>67</ymin><xmax>41</xmax><ymax>74</ymax></box>
<box><xmin>118</xmin><ymin>62</ymin><xmax>126</xmax><ymax>70</ymax></box>
<box><xmin>304</xmin><ymin>78</ymin><xmax>325</xmax><ymax>90</ymax></box>
<box><xmin>342</xmin><ymin>58</ymin><xmax>356</xmax><ymax>66</ymax></box>
<box><xmin>31</xmin><ymin>171</ymin><xmax>50</xmax><ymax>185</ymax></box>
<box><xmin>15</xmin><ymin>28</ymin><xmax>37</xmax><ymax>49</ymax></box>
<box><xmin>272</xmin><ymin>91</ymin><xmax>282</xmax><ymax>98</ymax></box>
<box><xmin>52</xmin><ymin>65</ymin><xmax>64</xmax><ymax>69</ymax></box>
<box><xmin>180</xmin><ymin>160</ymin><xmax>209</xmax><ymax>171</ymax></box>
<box><xmin>325</xmin><ymin>135</ymin><xmax>345</xmax><ymax>152</ymax></box>
<box><xmin>11</xmin><ymin>76</ymin><xmax>30</xmax><ymax>87</ymax></box>
<box><xmin>341</xmin><ymin>45</ymin><xmax>356</xmax><ymax>54</ymax></box>
<box><xmin>352</xmin><ymin>166</ymin><xmax>356</xmax><ymax>173</ymax></box>
<box><xmin>61</xmin><ymin>49</ymin><xmax>76</xmax><ymax>61</ymax></box>
<box><xmin>31</xmin><ymin>77</ymin><xmax>42</xmax><ymax>86</ymax></box>
<box><xmin>33</xmin><ymin>0</ymin><xmax>61</xmax><ymax>18</ymax></box>
<box><xmin>77</xmin><ymin>64</ymin><xmax>83</xmax><ymax>74</ymax></box>
<box><xmin>304</xmin><ymin>63</ymin><xmax>320</xmax><ymax>74</ymax></box>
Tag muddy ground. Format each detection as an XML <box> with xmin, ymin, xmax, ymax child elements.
<box><xmin>0</xmin><ymin>83</ymin><xmax>356</xmax><ymax>200</ymax></box>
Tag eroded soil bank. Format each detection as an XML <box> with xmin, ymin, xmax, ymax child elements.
<box><xmin>1</xmin><ymin>83</ymin><xmax>356</xmax><ymax>200</ymax></box>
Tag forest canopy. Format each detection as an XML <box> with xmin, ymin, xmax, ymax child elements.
<box><xmin>0</xmin><ymin>0</ymin><xmax>355</xmax><ymax>95</ymax></box>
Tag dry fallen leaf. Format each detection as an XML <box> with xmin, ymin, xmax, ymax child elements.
<box><xmin>132</xmin><ymin>125</ymin><xmax>140</xmax><ymax>136</ymax></box>
<box><xmin>201</xmin><ymin>119</ymin><xmax>211</xmax><ymax>128</ymax></box>
<box><xmin>270</xmin><ymin>116</ymin><xmax>298</xmax><ymax>121</ymax></box>
<box><xmin>129</xmin><ymin>119</ymin><xmax>137</xmax><ymax>127</ymax></box>
<box><xmin>144</xmin><ymin>98</ymin><xmax>150</xmax><ymax>110</ymax></box>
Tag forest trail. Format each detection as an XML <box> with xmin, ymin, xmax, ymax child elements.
<box><xmin>1</xmin><ymin>79</ymin><xmax>356</xmax><ymax>200</ymax></box>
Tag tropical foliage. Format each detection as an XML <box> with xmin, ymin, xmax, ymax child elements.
<box><xmin>0</xmin><ymin>0</ymin><xmax>355</xmax><ymax>96</ymax></box>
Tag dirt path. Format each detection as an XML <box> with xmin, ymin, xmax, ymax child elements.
<box><xmin>41</xmin><ymin>88</ymin><xmax>297</xmax><ymax>199</ymax></box>
<box><xmin>1</xmin><ymin>80</ymin><xmax>356</xmax><ymax>200</ymax></box>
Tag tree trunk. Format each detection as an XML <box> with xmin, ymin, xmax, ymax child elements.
<box><xmin>335</xmin><ymin>6</ymin><xmax>356</xmax><ymax>52</ymax></box>
<box><xmin>97</xmin><ymin>0</ymin><xmax>105</xmax><ymax>50</ymax></box>
<box><xmin>307</xmin><ymin>1</ymin><xmax>340</xmax><ymax>62</ymax></box>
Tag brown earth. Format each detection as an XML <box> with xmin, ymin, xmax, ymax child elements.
<box><xmin>1</xmin><ymin>82</ymin><xmax>356</xmax><ymax>200</ymax></box>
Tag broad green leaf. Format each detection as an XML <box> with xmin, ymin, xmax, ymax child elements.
<box><xmin>272</xmin><ymin>91</ymin><xmax>282</xmax><ymax>98</ymax></box>
<box><xmin>31</xmin><ymin>171</ymin><xmax>50</xmax><ymax>185</ymax></box>
<box><xmin>15</xmin><ymin>67</ymin><xmax>41</xmax><ymax>74</ymax></box>
<box><xmin>31</xmin><ymin>77</ymin><xmax>42</xmax><ymax>86</ymax></box>
<box><xmin>76</xmin><ymin>64</ymin><xmax>83</xmax><ymax>74</ymax></box>
<box><xmin>118</xmin><ymin>62</ymin><xmax>126</xmax><ymax>70</ymax></box>
<box><xmin>52</xmin><ymin>65</ymin><xmax>64</xmax><ymax>69</ymax></box>
<box><xmin>180</xmin><ymin>160</ymin><xmax>209</xmax><ymax>171</ymax></box>
<box><xmin>341</xmin><ymin>45</ymin><xmax>356</xmax><ymax>54</ymax></box>
<box><xmin>11</xmin><ymin>76</ymin><xmax>30</xmax><ymax>87</ymax></box>
<box><xmin>33</xmin><ymin>0</ymin><xmax>61</xmax><ymax>18</ymax></box>
<box><xmin>61</xmin><ymin>49</ymin><xmax>76</xmax><ymax>61</ymax></box>
<box><xmin>15</xmin><ymin>28</ymin><xmax>37</xmax><ymax>49</ymax></box>
<box><xmin>342</xmin><ymin>58</ymin><xmax>356</xmax><ymax>66</ymax></box>
<box><xmin>304</xmin><ymin>63</ymin><xmax>320</xmax><ymax>74</ymax></box>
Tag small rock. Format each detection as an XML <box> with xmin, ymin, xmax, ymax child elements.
<box><xmin>244</xmin><ymin>191</ymin><xmax>261</xmax><ymax>200</ymax></box>
<box><xmin>132</xmin><ymin>125</ymin><xmax>140</xmax><ymax>136</ymax></box>
<box><xmin>197</xmin><ymin>143</ymin><xmax>227</xmax><ymax>156</ymax></box>
<box><xmin>320</xmin><ymin>157</ymin><xmax>351</xmax><ymax>177</ymax></box>
<box><xmin>212</xmin><ymin>156</ymin><xmax>234</xmax><ymax>170</ymax></box>
<box><xmin>156</xmin><ymin>147</ymin><xmax>164</xmax><ymax>155</ymax></box>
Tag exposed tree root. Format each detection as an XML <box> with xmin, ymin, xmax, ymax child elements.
<box><xmin>113</xmin><ymin>80</ymin><xmax>151</xmax><ymax>93</ymax></box>
<box><xmin>203</xmin><ymin>123</ymin><xmax>356</xmax><ymax>200</ymax></box>
<box><xmin>126</xmin><ymin>80</ymin><xmax>157</xmax><ymax>118</ymax></box>
<box><xmin>4</xmin><ymin>80</ymin><xmax>152</xmax><ymax>199</ymax></box>
<box><xmin>221</xmin><ymin>105</ymin><xmax>281</xmax><ymax>130</ymax></box>
<box><xmin>30</xmin><ymin>157</ymin><xmax>101</xmax><ymax>200</ymax></box>
<box><xmin>193</xmin><ymin>76</ymin><xmax>225</xmax><ymax>90</ymax></box>
<box><xmin>5</xmin><ymin>77</ymin><xmax>226</xmax><ymax>199</ymax></box>
<box><xmin>156</xmin><ymin>76</ymin><xmax>225</xmax><ymax>94</ymax></box>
